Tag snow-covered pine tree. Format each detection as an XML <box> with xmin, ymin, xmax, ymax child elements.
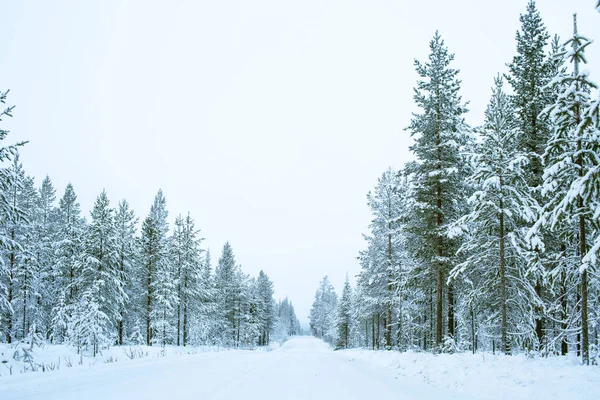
<box><xmin>15</xmin><ymin>176</ymin><xmax>38</xmax><ymax>342</ymax></box>
<box><xmin>309</xmin><ymin>276</ymin><xmax>338</xmax><ymax>345</ymax></box>
<box><xmin>255</xmin><ymin>270</ymin><xmax>274</xmax><ymax>346</ymax></box>
<box><xmin>534</xmin><ymin>15</ymin><xmax>599</xmax><ymax>364</ymax></box>
<box><xmin>114</xmin><ymin>199</ymin><xmax>137</xmax><ymax>345</ymax></box>
<box><xmin>239</xmin><ymin>276</ymin><xmax>260</xmax><ymax>347</ymax></box>
<box><xmin>505</xmin><ymin>0</ymin><xmax>558</xmax><ymax>349</ymax></box>
<box><xmin>140</xmin><ymin>190</ymin><xmax>174</xmax><ymax>346</ymax></box>
<box><xmin>0</xmin><ymin>155</ymin><xmax>28</xmax><ymax>343</ymax></box>
<box><xmin>406</xmin><ymin>31</ymin><xmax>470</xmax><ymax>348</ymax></box>
<box><xmin>365</xmin><ymin>168</ymin><xmax>403</xmax><ymax>349</ymax></box>
<box><xmin>0</xmin><ymin>89</ymin><xmax>27</xmax><ymax>341</ymax></box>
<box><xmin>172</xmin><ymin>215</ymin><xmax>185</xmax><ymax>345</ymax></box>
<box><xmin>74</xmin><ymin>190</ymin><xmax>123</xmax><ymax>353</ymax></box>
<box><xmin>34</xmin><ymin>176</ymin><xmax>58</xmax><ymax>340</ymax></box>
<box><xmin>214</xmin><ymin>242</ymin><xmax>242</xmax><ymax>346</ymax></box>
<box><xmin>172</xmin><ymin>212</ymin><xmax>204</xmax><ymax>346</ymax></box>
<box><xmin>191</xmin><ymin>247</ymin><xmax>215</xmax><ymax>345</ymax></box>
<box><xmin>51</xmin><ymin>183</ymin><xmax>84</xmax><ymax>343</ymax></box>
<box><xmin>273</xmin><ymin>297</ymin><xmax>301</xmax><ymax>340</ymax></box>
<box><xmin>336</xmin><ymin>274</ymin><xmax>353</xmax><ymax>349</ymax></box>
<box><xmin>449</xmin><ymin>76</ymin><xmax>532</xmax><ymax>354</ymax></box>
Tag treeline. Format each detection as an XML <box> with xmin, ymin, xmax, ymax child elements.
<box><xmin>310</xmin><ymin>2</ymin><xmax>600</xmax><ymax>365</ymax></box>
<box><xmin>0</xmin><ymin>95</ymin><xmax>301</xmax><ymax>354</ymax></box>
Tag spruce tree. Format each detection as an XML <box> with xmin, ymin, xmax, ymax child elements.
<box><xmin>140</xmin><ymin>190</ymin><xmax>172</xmax><ymax>346</ymax></box>
<box><xmin>114</xmin><ymin>199</ymin><xmax>137</xmax><ymax>344</ymax></box>
<box><xmin>214</xmin><ymin>242</ymin><xmax>242</xmax><ymax>345</ymax></box>
<box><xmin>407</xmin><ymin>31</ymin><xmax>470</xmax><ymax>347</ymax></box>
<box><xmin>52</xmin><ymin>184</ymin><xmax>84</xmax><ymax>343</ymax></box>
<box><xmin>450</xmin><ymin>77</ymin><xmax>532</xmax><ymax>354</ymax></box>
<box><xmin>172</xmin><ymin>213</ymin><xmax>204</xmax><ymax>346</ymax></box>
<box><xmin>255</xmin><ymin>270</ymin><xmax>274</xmax><ymax>346</ymax></box>
<box><xmin>336</xmin><ymin>274</ymin><xmax>353</xmax><ymax>348</ymax></box>
<box><xmin>535</xmin><ymin>15</ymin><xmax>599</xmax><ymax>364</ymax></box>
<box><xmin>505</xmin><ymin>0</ymin><xmax>556</xmax><ymax>348</ymax></box>
<box><xmin>309</xmin><ymin>276</ymin><xmax>338</xmax><ymax>344</ymax></box>
<box><xmin>73</xmin><ymin>190</ymin><xmax>123</xmax><ymax>352</ymax></box>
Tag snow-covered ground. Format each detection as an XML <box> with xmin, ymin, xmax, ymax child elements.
<box><xmin>1</xmin><ymin>337</ymin><xmax>598</xmax><ymax>399</ymax></box>
<box><xmin>338</xmin><ymin>348</ymin><xmax>600</xmax><ymax>400</ymax></box>
<box><xmin>0</xmin><ymin>341</ymin><xmax>245</xmax><ymax>377</ymax></box>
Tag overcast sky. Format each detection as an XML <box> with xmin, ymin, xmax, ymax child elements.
<box><xmin>1</xmin><ymin>0</ymin><xmax>599</xmax><ymax>327</ymax></box>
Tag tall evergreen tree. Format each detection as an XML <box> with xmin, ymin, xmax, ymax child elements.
<box><xmin>450</xmin><ymin>77</ymin><xmax>533</xmax><ymax>354</ymax></box>
<box><xmin>309</xmin><ymin>276</ymin><xmax>338</xmax><ymax>344</ymax></box>
<box><xmin>534</xmin><ymin>15</ymin><xmax>599</xmax><ymax>364</ymax></box>
<box><xmin>172</xmin><ymin>213</ymin><xmax>205</xmax><ymax>346</ymax></box>
<box><xmin>114</xmin><ymin>199</ymin><xmax>137</xmax><ymax>345</ymax></box>
<box><xmin>505</xmin><ymin>0</ymin><xmax>556</xmax><ymax>348</ymax></box>
<box><xmin>407</xmin><ymin>31</ymin><xmax>470</xmax><ymax>347</ymax></box>
<box><xmin>0</xmin><ymin>156</ymin><xmax>27</xmax><ymax>343</ymax></box>
<box><xmin>336</xmin><ymin>274</ymin><xmax>353</xmax><ymax>348</ymax></box>
<box><xmin>255</xmin><ymin>270</ymin><xmax>274</xmax><ymax>346</ymax></box>
<box><xmin>214</xmin><ymin>242</ymin><xmax>243</xmax><ymax>346</ymax></box>
<box><xmin>70</xmin><ymin>190</ymin><xmax>123</xmax><ymax>353</ymax></box>
<box><xmin>51</xmin><ymin>184</ymin><xmax>84</xmax><ymax>343</ymax></box>
<box><xmin>140</xmin><ymin>190</ymin><xmax>172</xmax><ymax>346</ymax></box>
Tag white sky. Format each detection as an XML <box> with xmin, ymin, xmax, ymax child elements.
<box><xmin>1</xmin><ymin>0</ymin><xmax>599</xmax><ymax>327</ymax></box>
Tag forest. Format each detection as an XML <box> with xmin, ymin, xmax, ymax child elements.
<box><xmin>310</xmin><ymin>1</ymin><xmax>600</xmax><ymax>365</ymax></box>
<box><xmin>0</xmin><ymin>90</ymin><xmax>301</xmax><ymax>354</ymax></box>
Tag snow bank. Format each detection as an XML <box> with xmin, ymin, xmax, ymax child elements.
<box><xmin>337</xmin><ymin>349</ymin><xmax>600</xmax><ymax>400</ymax></box>
<box><xmin>0</xmin><ymin>342</ymin><xmax>228</xmax><ymax>378</ymax></box>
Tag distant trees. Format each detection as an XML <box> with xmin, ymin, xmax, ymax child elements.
<box><xmin>309</xmin><ymin>276</ymin><xmax>338</xmax><ymax>344</ymax></box>
<box><xmin>0</xmin><ymin>90</ymin><xmax>297</xmax><ymax>352</ymax></box>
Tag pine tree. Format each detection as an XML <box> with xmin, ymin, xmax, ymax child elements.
<box><xmin>52</xmin><ymin>183</ymin><xmax>84</xmax><ymax>343</ymax></box>
<box><xmin>172</xmin><ymin>213</ymin><xmax>204</xmax><ymax>346</ymax></box>
<box><xmin>114</xmin><ymin>199</ymin><xmax>137</xmax><ymax>344</ymax></box>
<box><xmin>73</xmin><ymin>190</ymin><xmax>123</xmax><ymax>352</ymax></box>
<box><xmin>0</xmin><ymin>89</ymin><xmax>26</xmax><ymax>344</ymax></box>
<box><xmin>505</xmin><ymin>0</ymin><xmax>557</xmax><ymax>349</ymax></box>
<box><xmin>140</xmin><ymin>190</ymin><xmax>172</xmax><ymax>346</ymax></box>
<box><xmin>535</xmin><ymin>15</ymin><xmax>599</xmax><ymax>364</ymax></box>
<box><xmin>336</xmin><ymin>274</ymin><xmax>353</xmax><ymax>348</ymax></box>
<box><xmin>407</xmin><ymin>31</ymin><xmax>470</xmax><ymax>347</ymax></box>
<box><xmin>15</xmin><ymin>176</ymin><xmax>38</xmax><ymax>342</ymax></box>
<box><xmin>255</xmin><ymin>270</ymin><xmax>274</xmax><ymax>346</ymax></box>
<box><xmin>35</xmin><ymin>176</ymin><xmax>58</xmax><ymax>339</ymax></box>
<box><xmin>450</xmin><ymin>77</ymin><xmax>532</xmax><ymax>354</ymax></box>
<box><xmin>366</xmin><ymin>168</ymin><xmax>402</xmax><ymax>349</ymax></box>
<box><xmin>0</xmin><ymin>156</ymin><xmax>27</xmax><ymax>343</ymax></box>
<box><xmin>309</xmin><ymin>276</ymin><xmax>338</xmax><ymax>344</ymax></box>
<box><xmin>214</xmin><ymin>242</ymin><xmax>243</xmax><ymax>346</ymax></box>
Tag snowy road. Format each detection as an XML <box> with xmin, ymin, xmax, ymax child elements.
<box><xmin>0</xmin><ymin>337</ymin><xmax>460</xmax><ymax>400</ymax></box>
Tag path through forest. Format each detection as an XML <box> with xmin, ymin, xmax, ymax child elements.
<box><xmin>0</xmin><ymin>336</ymin><xmax>464</xmax><ymax>400</ymax></box>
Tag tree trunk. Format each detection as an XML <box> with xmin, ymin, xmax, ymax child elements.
<box><xmin>119</xmin><ymin>249</ymin><xmax>125</xmax><ymax>346</ymax></box>
<box><xmin>448</xmin><ymin>282</ymin><xmax>455</xmax><ymax>339</ymax></box>
<box><xmin>183</xmin><ymin>282</ymin><xmax>188</xmax><ymax>347</ymax></box>
<box><xmin>386</xmin><ymin>223</ymin><xmax>393</xmax><ymax>349</ymax></box>
<box><xmin>371</xmin><ymin>316</ymin><xmax>375</xmax><ymax>350</ymax></box>
<box><xmin>376</xmin><ymin>313</ymin><xmax>380</xmax><ymax>350</ymax></box>
<box><xmin>470</xmin><ymin>303</ymin><xmax>475</xmax><ymax>354</ymax></box>
<box><xmin>535</xmin><ymin>279</ymin><xmax>543</xmax><ymax>351</ymax></box>
<box><xmin>22</xmin><ymin>273</ymin><xmax>27</xmax><ymax>341</ymax></box>
<box><xmin>580</xmin><ymin>210</ymin><xmax>589</xmax><ymax>365</ymax></box>
<box><xmin>499</xmin><ymin>197</ymin><xmax>508</xmax><ymax>354</ymax></box>
<box><xmin>7</xmin><ymin>229</ymin><xmax>15</xmax><ymax>344</ymax></box>
<box><xmin>561</xmin><ymin>251</ymin><xmax>568</xmax><ymax>356</ymax></box>
<box><xmin>147</xmin><ymin>260</ymin><xmax>152</xmax><ymax>346</ymax></box>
